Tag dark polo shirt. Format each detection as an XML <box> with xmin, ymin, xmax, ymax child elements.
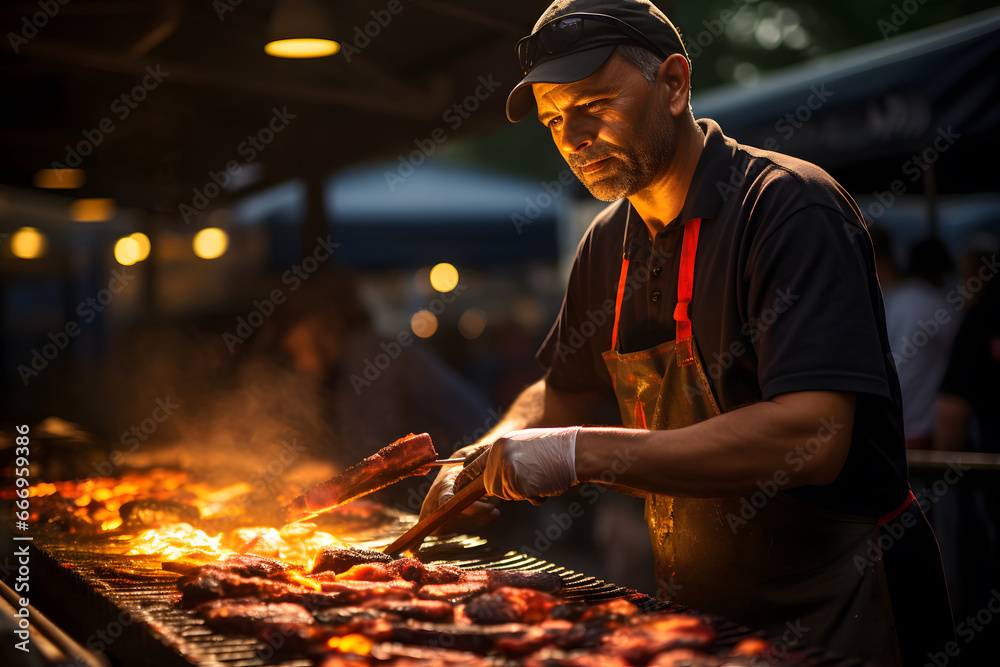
<box><xmin>538</xmin><ymin>118</ymin><xmax>908</xmax><ymax>517</ymax></box>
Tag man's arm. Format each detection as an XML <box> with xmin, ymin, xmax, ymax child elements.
<box><xmin>488</xmin><ymin>390</ymin><xmax>856</xmax><ymax>501</ymax></box>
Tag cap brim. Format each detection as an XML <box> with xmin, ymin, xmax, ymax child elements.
<box><xmin>505</xmin><ymin>45</ymin><xmax>617</xmax><ymax>123</ymax></box>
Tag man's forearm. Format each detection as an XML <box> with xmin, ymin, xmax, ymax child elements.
<box><xmin>574</xmin><ymin>391</ymin><xmax>855</xmax><ymax>497</ymax></box>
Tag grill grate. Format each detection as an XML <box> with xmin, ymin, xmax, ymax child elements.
<box><xmin>24</xmin><ymin>531</ymin><xmax>863</xmax><ymax>667</ymax></box>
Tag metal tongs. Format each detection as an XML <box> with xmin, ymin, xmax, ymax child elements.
<box><xmin>383</xmin><ymin>449</ymin><xmax>489</xmax><ymax>556</ymax></box>
<box><xmin>285</xmin><ymin>457</ymin><xmax>465</xmax><ymax>523</ymax></box>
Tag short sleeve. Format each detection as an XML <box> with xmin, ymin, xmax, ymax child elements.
<box><xmin>746</xmin><ymin>204</ymin><xmax>892</xmax><ymax>400</ymax></box>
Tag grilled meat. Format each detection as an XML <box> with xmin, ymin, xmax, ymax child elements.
<box><xmin>465</xmin><ymin>569</ymin><xmax>563</xmax><ymax>594</ymax></box>
<box><xmin>286</xmin><ymin>432</ymin><xmax>437</xmax><ymax>520</ymax></box>
<box><xmin>598</xmin><ymin>615</ymin><xmax>717</xmax><ymax>664</ymax></box>
<box><xmin>314</xmin><ymin>607</ymin><xmax>398</xmax><ymax>625</ymax></box>
<box><xmin>338</xmin><ymin>561</ymin><xmax>560</xmax><ymax>593</ymax></box>
<box><xmin>311</xmin><ymin>545</ymin><xmax>394</xmax><ymax>575</ymax></box>
<box><xmin>198</xmin><ymin>597</ymin><xmax>313</xmax><ymax>633</ymax></box>
<box><xmin>314</xmin><ymin>578</ymin><xmax>421</xmax><ymax>600</ymax></box>
<box><xmin>463</xmin><ymin>587</ymin><xmax>559</xmax><ymax>625</ymax></box>
<box><xmin>336</xmin><ymin>558</ymin><xmax>463</xmax><ymax>585</ymax></box>
<box><xmin>179</xmin><ymin>565</ymin><xmax>302</xmax><ymax>600</ymax></box>
<box><xmin>361</xmin><ymin>598</ymin><xmax>454</xmax><ymax>622</ymax></box>
<box><xmin>417</xmin><ymin>581</ymin><xmax>488</xmax><ymax>601</ymax></box>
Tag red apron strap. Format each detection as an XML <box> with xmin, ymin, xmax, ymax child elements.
<box><xmin>674</xmin><ymin>218</ymin><xmax>702</xmax><ymax>366</ymax></box>
<box><xmin>674</xmin><ymin>218</ymin><xmax>702</xmax><ymax>341</ymax></box>
<box><xmin>611</xmin><ymin>258</ymin><xmax>630</xmax><ymax>351</ymax></box>
<box><xmin>877</xmin><ymin>489</ymin><xmax>917</xmax><ymax>526</ymax></box>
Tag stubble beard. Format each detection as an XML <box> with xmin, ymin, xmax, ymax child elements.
<box><xmin>571</xmin><ymin>106</ymin><xmax>676</xmax><ymax>202</ymax></box>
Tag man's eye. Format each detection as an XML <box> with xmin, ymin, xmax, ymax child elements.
<box><xmin>584</xmin><ymin>100</ymin><xmax>605</xmax><ymax>110</ymax></box>
<box><xmin>548</xmin><ymin>117</ymin><xmax>563</xmax><ymax>129</ymax></box>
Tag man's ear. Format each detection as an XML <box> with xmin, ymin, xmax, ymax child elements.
<box><xmin>656</xmin><ymin>54</ymin><xmax>691</xmax><ymax>117</ymax></box>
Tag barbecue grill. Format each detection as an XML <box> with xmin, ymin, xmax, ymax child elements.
<box><xmin>11</xmin><ymin>514</ymin><xmax>865</xmax><ymax>667</ymax></box>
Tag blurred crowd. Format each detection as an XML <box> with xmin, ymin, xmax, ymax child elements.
<box><xmin>871</xmin><ymin>226</ymin><xmax>999</xmax><ymax>650</ymax></box>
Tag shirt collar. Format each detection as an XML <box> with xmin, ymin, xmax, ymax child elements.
<box><xmin>622</xmin><ymin>118</ymin><xmax>735</xmax><ymax>260</ymax></box>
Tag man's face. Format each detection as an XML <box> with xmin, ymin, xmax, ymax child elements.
<box><xmin>533</xmin><ymin>55</ymin><xmax>675</xmax><ymax>201</ymax></box>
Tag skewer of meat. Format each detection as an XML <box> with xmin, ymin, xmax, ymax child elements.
<box><xmin>285</xmin><ymin>433</ymin><xmax>439</xmax><ymax>523</ymax></box>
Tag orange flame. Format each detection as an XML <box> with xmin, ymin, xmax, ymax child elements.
<box><xmin>24</xmin><ymin>471</ymin><xmax>352</xmax><ymax>566</ymax></box>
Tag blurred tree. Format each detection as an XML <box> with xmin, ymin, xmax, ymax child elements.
<box><xmin>674</xmin><ymin>0</ymin><xmax>998</xmax><ymax>90</ymax></box>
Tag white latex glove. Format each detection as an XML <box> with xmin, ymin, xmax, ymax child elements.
<box><xmin>458</xmin><ymin>427</ymin><xmax>581</xmax><ymax>504</ymax></box>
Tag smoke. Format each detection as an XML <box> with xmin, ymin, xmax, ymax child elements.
<box><xmin>98</xmin><ymin>312</ymin><xmax>339</xmax><ymax>490</ymax></box>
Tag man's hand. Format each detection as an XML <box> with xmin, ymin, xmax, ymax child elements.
<box><xmin>456</xmin><ymin>427</ymin><xmax>581</xmax><ymax>504</ymax></box>
<box><xmin>419</xmin><ymin>445</ymin><xmax>500</xmax><ymax>528</ymax></box>
<box><xmin>417</xmin><ymin>377</ymin><xmax>600</xmax><ymax>528</ymax></box>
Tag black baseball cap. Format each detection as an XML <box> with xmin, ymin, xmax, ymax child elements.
<box><xmin>506</xmin><ymin>0</ymin><xmax>688</xmax><ymax>122</ymax></box>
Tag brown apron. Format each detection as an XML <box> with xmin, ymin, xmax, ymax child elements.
<box><xmin>601</xmin><ymin>217</ymin><xmax>911</xmax><ymax>664</ymax></box>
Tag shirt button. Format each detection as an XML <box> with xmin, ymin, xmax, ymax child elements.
<box><xmin>652</xmin><ymin>266</ymin><xmax>662</xmax><ymax>277</ymax></box>
<box><xmin>651</xmin><ymin>290</ymin><xmax>661</xmax><ymax>302</ymax></box>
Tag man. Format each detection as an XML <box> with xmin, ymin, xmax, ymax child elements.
<box><xmin>421</xmin><ymin>1</ymin><xmax>955</xmax><ymax>663</ymax></box>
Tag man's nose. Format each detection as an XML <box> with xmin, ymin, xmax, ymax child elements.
<box><xmin>559</xmin><ymin>116</ymin><xmax>594</xmax><ymax>154</ymax></box>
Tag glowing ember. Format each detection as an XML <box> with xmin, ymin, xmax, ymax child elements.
<box><xmin>327</xmin><ymin>634</ymin><xmax>373</xmax><ymax>654</ymax></box>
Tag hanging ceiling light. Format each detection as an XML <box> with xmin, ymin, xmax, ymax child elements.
<box><xmin>265</xmin><ymin>0</ymin><xmax>340</xmax><ymax>59</ymax></box>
